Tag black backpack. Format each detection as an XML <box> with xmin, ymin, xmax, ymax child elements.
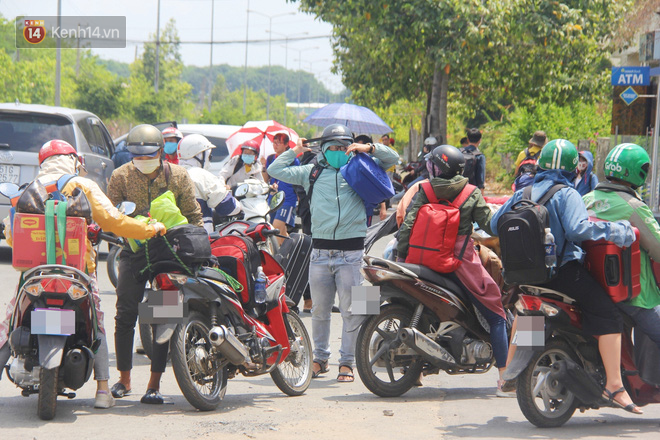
<box><xmin>497</xmin><ymin>184</ymin><xmax>566</xmax><ymax>285</ymax></box>
<box><xmin>461</xmin><ymin>146</ymin><xmax>482</xmax><ymax>185</ymax></box>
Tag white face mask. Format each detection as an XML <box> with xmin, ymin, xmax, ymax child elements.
<box><xmin>133</xmin><ymin>158</ymin><xmax>160</xmax><ymax>174</ymax></box>
<box><xmin>577</xmin><ymin>161</ymin><xmax>588</xmax><ymax>172</ymax></box>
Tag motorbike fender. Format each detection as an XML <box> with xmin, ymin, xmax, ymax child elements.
<box><xmin>501</xmin><ymin>346</ymin><xmax>542</xmax><ymax>381</ymax></box>
<box><xmin>38</xmin><ymin>335</ymin><xmax>67</xmax><ymax>369</ymax></box>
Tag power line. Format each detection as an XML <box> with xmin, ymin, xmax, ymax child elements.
<box><xmin>124</xmin><ymin>34</ymin><xmax>331</xmax><ymax>45</ymax></box>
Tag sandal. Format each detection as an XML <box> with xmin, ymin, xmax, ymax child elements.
<box><xmin>312</xmin><ymin>359</ymin><xmax>329</xmax><ymax>378</ymax></box>
<box><xmin>602</xmin><ymin>387</ymin><xmax>643</xmax><ymax>414</ymax></box>
<box><xmin>337</xmin><ymin>365</ymin><xmax>354</xmax><ymax>383</ymax></box>
<box><xmin>110</xmin><ymin>382</ymin><xmax>131</xmax><ymax>398</ymax></box>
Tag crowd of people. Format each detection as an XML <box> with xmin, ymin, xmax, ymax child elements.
<box><xmin>0</xmin><ymin>121</ymin><xmax>657</xmax><ymax>417</ymax></box>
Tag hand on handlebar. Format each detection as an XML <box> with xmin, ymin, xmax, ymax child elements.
<box><xmin>153</xmin><ymin>222</ymin><xmax>167</xmax><ymax>236</ymax></box>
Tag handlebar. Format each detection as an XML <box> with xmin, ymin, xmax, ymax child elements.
<box><xmin>261</xmin><ymin>228</ymin><xmax>280</xmax><ymax>237</ymax></box>
<box><xmin>98</xmin><ymin>232</ymin><xmax>124</xmax><ymax>246</ymax></box>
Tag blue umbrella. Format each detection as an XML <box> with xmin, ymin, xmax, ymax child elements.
<box><xmin>303</xmin><ymin>103</ymin><xmax>392</xmax><ymax>135</ymax></box>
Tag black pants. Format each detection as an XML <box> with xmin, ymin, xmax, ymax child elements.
<box><xmin>114</xmin><ymin>250</ymin><xmax>169</xmax><ymax>373</ymax></box>
<box><xmin>542</xmin><ymin>260</ymin><xmax>623</xmax><ymax>336</ymax></box>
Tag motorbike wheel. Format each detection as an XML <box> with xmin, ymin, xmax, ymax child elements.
<box><xmin>106</xmin><ymin>244</ymin><xmax>121</xmax><ymax>288</ymax></box>
<box><xmin>38</xmin><ymin>367</ymin><xmax>59</xmax><ymax>420</ymax></box>
<box><xmin>139</xmin><ymin>324</ymin><xmax>172</xmax><ymax>362</ymax></box>
<box><xmin>356</xmin><ymin>304</ymin><xmax>424</xmax><ymax>397</ymax></box>
<box><xmin>270</xmin><ymin>312</ymin><xmax>313</xmax><ymax>396</ymax></box>
<box><xmin>517</xmin><ymin>340</ymin><xmax>578</xmax><ymax>428</ymax></box>
<box><xmin>171</xmin><ymin>311</ymin><xmax>228</xmax><ymax>411</ymax></box>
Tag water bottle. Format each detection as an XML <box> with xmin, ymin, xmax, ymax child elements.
<box><xmin>254</xmin><ymin>266</ymin><xmax>267</xmax><ymax>304</ymax></box>
<box><xmin>544</xmin><ymin>228</ymin><xmax>557</xmax><ymax>268</ymax></box>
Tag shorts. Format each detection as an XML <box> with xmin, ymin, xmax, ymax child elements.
<box><xmin>272</xmin><ymin>204</ymin><xmax>296</xmax><ymax>227</ymax></box>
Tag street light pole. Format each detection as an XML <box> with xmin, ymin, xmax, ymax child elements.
<box><xmin>55</xmin><ymin>0</ymin><xmax>61</xmax><ymax>106</ymax></box>
<box><xmin>243</xmin><ymin>0</ymin><xmax>250</xmax><ymax>115</ymax></box>
<box><xmin>208</xmin><ymin>0</ymin><xmax>214</xmax><ymax>110</ymax></box>
<box><xmin>155</xmin><ymin>0</ymin><xmax>161</xmax><ymax>93</ymax></box>
<box><xmin>291</xmin><ymin>46</ymin><xmax>318</xmax><ymax>115</ymax></box>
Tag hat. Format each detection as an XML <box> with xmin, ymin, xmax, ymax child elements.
<box><xmin>529</xmin><ymin>131</ymin><xmax>547</xmax><ymax>147</ymax></box>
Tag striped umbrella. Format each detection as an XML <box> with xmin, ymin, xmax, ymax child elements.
<box><xmin>225</xmin><ymin>120</ymin><xmax>299</xmax><ymax>159</ymax></box>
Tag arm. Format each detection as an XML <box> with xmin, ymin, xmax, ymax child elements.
<box><xmin>514</xmin><ymin>150</ymin><xmax>526</xmax><ymax>171</ymax></box>
<box><xmin>471</xmin><ymin>189</ymin><xmax>494</xmax><ymax>235</ymax></box>
<box><xmin>218</xmin><ymin>157</ymin><xmax>236</xmax><ymax>181</ymax></box>
<box><xmin>476</xmin><ymin>154</ymin><xmax>486</xmax><ymax>189</ymax></box>
<box><xmin>627</xmin><ymin>199</ymin><xmax>660</xmax><ymax>262</ymax></box>
<box><xmin>370</xmin><ymin>143</ymin><xmax>399</xmax><ymax>170</ymax></box>
<box><xmin>176</xmin><ymin>173</ymin><xmax>204</xmax><ymax>227</ymax></box>
<box><xmin>267</xmin><ymin>148</ymin><xmax>313</xmax><ymax>187</ymax></box>
<box><xmin>107</xmin><ymin>171</ymin><xmax>125</xmax><ymax>206</ymax></box>
<box><xmin>199</xmin><ymin>170</ymin><xmax>230</xmax><ymax>209</ymax></box>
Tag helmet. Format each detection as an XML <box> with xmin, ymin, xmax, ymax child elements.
<box><xmin>537</xmin><ymin>139</ymin><xmax>578</xmax><ymax>172</ymax></box>
<box><xmin>604</xmin><ymin>143</ymin><xmax>650</xmax><ymax>188</ymax></box>
<box><xmin>240</xmin><ymin>140</ymin><xmax>260</xmax><ymax>156</ymax></box>
<box><xmin>126</xmin><ymin>124</ymin><xmax>164</xmax><ymax>156</ymax></box>
<box><xmin>321</xmin><ymin>124</ymin><xmax>353</xmax><ymax>149</ymax></box>
<box><xmin>162</xmin><ymin>126</ymin><xmax>183</xmax><ymax>141</ymax></box>
<box><xmin>39</xmin><ymin>139</ymin><xmax>77</xmax><ymax>164</ymax></box>
<box><xmin>178</xmin><ymin>134</ymin><xmax>215</xmax><ymax>160</ymax></box>
<box><xmin>428</xmin><ymin>145</ymin><xmax>465</xmax><ymax>178</ymax></box>
<box><xmin>424</xmin><ymin>136</ymin><xmax>438</xmax><ymax>147</ymax></box>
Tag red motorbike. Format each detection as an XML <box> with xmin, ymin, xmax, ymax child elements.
<box><xmin>149</xmin><ymin>221</ymin><xmax>313</xmax><ymax>411</ymax></box>
<box><xmin>504</xmin><ymin>233</ymin><xmax>660</xmax><ymax>427</ymax></box>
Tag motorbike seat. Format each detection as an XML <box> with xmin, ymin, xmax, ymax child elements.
<box><xmin>397</xmin><ymin>263</ymin><xmax>471</xmax><ymax>302</ymax></box>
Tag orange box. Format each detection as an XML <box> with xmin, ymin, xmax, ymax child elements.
<box><xmin>12</xmin><ymin>213</ymin><xmax>87</xmax><ymax>271</ymax></box>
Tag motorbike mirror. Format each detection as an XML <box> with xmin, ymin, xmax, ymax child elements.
<box><xmin>117</xmin><ymin>201</ymin><xmax>136</xmax><ymax>216</ymax></box>
<box><xmin>0</xmin><ymin>182</ymin><xmax>20</xmax><ymax>199</ymax></box>
<box><xmin>235</xmin><ymin>183</ymin><xmax>249</xmax><ymax>198</ymax></box>
<box><xmin>268</xmin><ymin>191</ymin><xmax>285</xmax><ymax>213</ymax></box>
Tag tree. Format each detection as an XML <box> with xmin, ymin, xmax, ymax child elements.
<box><xmin>291</xmin><ymin>0</ymin><xmax>632</xmax><ymax>141</ymax></box>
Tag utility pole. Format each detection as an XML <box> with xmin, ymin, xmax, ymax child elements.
<box><xmin>243</xmin><ymin>0</ymin><xmax>250</xmax><ymax>115</ymax></box>
<box><xmin>154</xmin><ymin>0</ymin><xmax>161</xmax><ymax>94</ymax></box>
<box><xmin>208</xmin><ymin>0</ymin><xmax>215</xmax><ymax>110</ymax></box>
<box><xmin>55</xmin><ymin>0</ymin><xmax>61</xmax><ymax>106</ymax></box>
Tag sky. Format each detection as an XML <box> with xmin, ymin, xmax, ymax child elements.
<box><xmin>0</xmin><ymin>0</ymin><xmax>344</xmax><ymax>93</ymax></box>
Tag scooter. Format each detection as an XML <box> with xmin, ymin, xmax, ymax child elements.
<box><xmin>142</xmin><ymin>221</ymin><xmax>313</xmax><ymax>411</ymax></box>
<box><xmin>504</xmin><ymin>234</ymin><xmax>660</xmax><ymax>428</ymax></box>
<box><xmin>356</xmin><ymin>255</ymin><xmax>515</xmax><ymax>397</ymax></box>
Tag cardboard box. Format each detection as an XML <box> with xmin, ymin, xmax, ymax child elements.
<box><xmin>12</xmin><ymin>213</ymin><xmax>87</xmax><ymax>271</ymax></box>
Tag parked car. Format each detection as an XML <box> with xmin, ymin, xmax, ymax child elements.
<box><xmin>113</xmin><ymin>122</ymin><xmax>240</xmax><ymax>176</ymax></box>
<box><xmin>0</xmin><ymin>103</ymin><xmax>116</xmax><ymax>232</ymax></box>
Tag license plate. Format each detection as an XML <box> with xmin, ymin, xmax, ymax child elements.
<box><xmin>513</xmin><ymin>315</ymin><xmax>545</xmax><ymax>347</ymax></box>
<box><xmin>0</xmin><ymin>164</ymin><xmax>20</xmax><ymax>184</ymax></box>
<box><xmin>138</xmin><ymin>291</ymin><xmax>186</xmax><ymax>324</ymax></box>
<box><xmin>31</xmin><ymin>308</ymin><xmax>75</xmax><ymax>335</ymax></box>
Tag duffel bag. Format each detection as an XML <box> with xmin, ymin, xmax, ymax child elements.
<box><xmin>340</xmin><ymin>152</ymin><xmax>395</xmax><ymax>205</ymax></box>
<box><xmin>148</xmin><ymin>224</ymin><xmax>212</xmax><ymax>266</ymax></box>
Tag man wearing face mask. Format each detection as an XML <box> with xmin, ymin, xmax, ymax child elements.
<box><xmin>219</xmin><ymin>140</ymin><xmax>265</xmax><ymax>187</ymax></box>
<box><xmin>267</xmin><ymin>124</ymin><xmax>399</xmax><ymax>383</ymax></box>
<box><xmin>178</xmin><ymin>134</ymin><xmax>241</xmax><ymax>233</ymax></box>
<box><xmin>161</xmin><ymin>126</ymin><xmax>183</xmax><ymax>165</ymax></box>
<box><xmin>107</xmin><ymin>124</ymin><xmax>202</xmax><ymax>405</ymax></box>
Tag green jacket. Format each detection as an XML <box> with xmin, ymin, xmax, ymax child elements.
<box><xmin>583</xmin><ymin>182</ymin><xmax>660</xmax><ymax>309</ymax></box>
<box><xmin>397</xmin><ymin>175</ymin><xmax>493</xmax><ymax>258</ymax></box>
<box><xmin>267</xmin><ymin>144</ymin><xmax>399</xmax><ymax>241</ymax></box>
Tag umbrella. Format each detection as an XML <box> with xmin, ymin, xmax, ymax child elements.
<box><xmin>225</xmin><ymin>120</ymin><xmax>299</xmax><ymax>159</ymax></box>
<box><xmin>303</xmin><ymin>103</ymin><xmax>392</xmax><ymax>135</ymax></box>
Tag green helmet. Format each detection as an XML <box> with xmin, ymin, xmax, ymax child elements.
<box><xmin>604</xmin><ymin>143</ymin><xmax>650</xmax><ymax>188</ymax></box>
<box><xmin>537</xmin><ymin>139</ymin><xmax>578</xmax><ymax>172</ymax></box>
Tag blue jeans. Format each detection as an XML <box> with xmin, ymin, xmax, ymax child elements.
<box><xmin>617</xmin><ymin>302</ymin><xmax>660</xmax><ymax>351</ymax></box>
<box><xmin>309</xmin><ymin>249</ymin><xmax>365</xmax><ymax>367</ymax></box>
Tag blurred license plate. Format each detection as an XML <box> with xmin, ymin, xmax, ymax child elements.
<box><xmin>31</xmin><ymin>308</ymin><xmax>75</xmax><ymax>335</ymax></box>
<box><xmin>0</xmin><ymin>164</ymin><xmax>20</xmax><ymax>184</ymax></box>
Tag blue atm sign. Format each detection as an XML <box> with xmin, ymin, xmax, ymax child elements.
<box><xmin>611</xmin><ymin>66</ymin><xmax>650</xmax><ymax>86</ymax></box>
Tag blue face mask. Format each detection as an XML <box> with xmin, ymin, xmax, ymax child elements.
<box><xmin>242</xmin><ymin>153</ymin><xmax>256</xmax><ymax>165</ymax></box>
<box><xmin>164</xmin><ymin>141</ymin><xmax>178</xmax><ymax>155</ymax></box>
<box><xmin>324</xmin><ymin>150</ymin><xmax>349</xmax><ymax>169</ymax></box>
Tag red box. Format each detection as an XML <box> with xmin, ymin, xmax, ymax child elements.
<box><xmin>583</xmin><ymin>228</ymin><xmax>641</xmax><ymax>303</ymax></box>
<box><xmin>12</xmin><ymin>213</ymin><xmax>87</xmax><ymax>271</ymax></box>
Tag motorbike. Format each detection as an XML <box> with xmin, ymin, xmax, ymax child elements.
<box><xmin>503</xmin><ymin>252</ymin><xmax>660</xmax><ymax>427</ymax></box>
<box><xmin>0</xmin><ymin>182</ymin><xmax>131</xmax><ymax>420</ymax></box>
<box><xmin>356</xmin><ymin>255</ymin><xmax>515</xmax><ymax>397</ymax></box>
<box><xmin>139</xmin><ymin>218</ymin><xmax>312</xmax><ymax>411</ymax></box>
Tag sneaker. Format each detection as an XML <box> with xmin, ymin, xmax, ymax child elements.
<box><xmin>94</xmin><ymin>390</ymin><xmax>116</xmax><ymax>409</ymax></box>
<box><xmin>496</xmin><ymin>379</ymin><xmax>516</xmax><ymax>398</ymax></box>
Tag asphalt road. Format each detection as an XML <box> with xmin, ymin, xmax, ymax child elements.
<box><xmin>1</xmin><ymin>232</ymin><xmax>660</xmax><ymax>440</ymax></box>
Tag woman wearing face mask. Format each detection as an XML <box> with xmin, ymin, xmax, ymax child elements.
<box><xmin>161</xmin><ymin>127</ymin><xmax>183</xmax><ymax>165</ymax></box>
<box><xmin>219</xmin><ymin>140</ymin><xmax>265</xmax><ymax>188</ymax></box>
<box><xmin>574</xmin><ymin>150</ymin><xmax>598</xmax><ymax>196</ymax></box>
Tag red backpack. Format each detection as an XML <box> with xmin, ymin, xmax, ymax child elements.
<box><xmin>405</xmin><ymin>182</ymin><xmax>476</xmax><ymax>273</ymax></box>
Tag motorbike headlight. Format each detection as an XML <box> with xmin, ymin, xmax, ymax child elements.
<box><xmin>67</xmin><ymin>284</ymin><xmax>88</xmax><ymax>300</ymax></box>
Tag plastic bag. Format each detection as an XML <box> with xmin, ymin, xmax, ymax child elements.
<box><xmin>150</xmin><ymin>191</ymin><xmax>188</xmax><ymax>229</ymax></box>
<box><xmin>126</xmin><ymin>215</ymin><xmax>151</xmax><ymax>253</ymax></box>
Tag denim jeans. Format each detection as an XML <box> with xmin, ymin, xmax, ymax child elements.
<box><xmin>309</xmin><ymin>249</ymin><xmax>365</xmax><ymax>367</ymax></box>
<box><xmin>617</xmin><ymin>302</ymin><xmax>660</xmax><ymax>351</ymax></box>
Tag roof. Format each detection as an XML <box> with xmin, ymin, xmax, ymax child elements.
<box><xmin>0</xmin><ymin>102</ymin><xmax>96</xmax><ymax>119</ymax></box>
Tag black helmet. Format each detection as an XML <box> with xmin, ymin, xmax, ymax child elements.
<box><xmin>321</xmin><ymin>124</ymin><xmax>353</xmax><ymax>149</ymax></box>
<box><xmin>428</xmin><ymin>145</ymin><xmax>465</xmax><ymax>178</ymax></box>
<box><xmin>126</xmin><ymin>124</ymin><xmax>164</xmax><ymax>156</ymax></box>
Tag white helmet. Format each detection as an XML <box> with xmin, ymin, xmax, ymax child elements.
<box><xmin>178</xmin><ymin>134</ymin><xmax>216</xmax><ymax>160</ymax></box>
<box><xmin>424</xmin><ymin>136</ymin><xmax>438</xmax><ymax>147</ymax></box>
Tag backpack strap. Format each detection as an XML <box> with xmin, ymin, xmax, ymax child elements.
<box><xmin>163</xmin><ymin>161</ymin><xmax>171</xmax><ymax>186</ymax></box>
<box><xmin>452</xmin><ymin>183</ymin><xmax>476</xmax><ymax>208</ymax></box>
<box><xmin>420</xmin><ymin>181</ymin><xmax>439</xmax><ymax>204</ymax></box>
<box><xmin>537</xmin><ymin>184</ymin><xmax>567</xmax><ymax>206</ymax></box>
<box><xmin>307</xmin><ymin>163</ymin><xmax>324</xmax><ymax>204</ymax></box>
<box><xmin>522</xmin><ymin>185</ymin><xmax>533</xmax><ymax>200</ymax></box>
<box><xmin>232</xmin><ymin>156</ymin><xmax>244</xmax><ymax>176</ymax></box>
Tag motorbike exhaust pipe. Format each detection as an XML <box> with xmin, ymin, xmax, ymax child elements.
<box><xmin>398</xmin><ymin>328</ymin><xmax>457</xmax><ymax>367</ymax></box>
<box><xmin>546</xmin><ymin>358</ymin><xmax>603</xmax><ymax>406</ymax></box>
<box><xmin>208</xmin><ymin>326</ymin><xmax>250</xmax><ymax>366</ymax></box>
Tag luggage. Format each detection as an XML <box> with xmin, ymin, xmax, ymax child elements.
<box><xmin>405</xmin><ymin>182</ymin><xmax>475</xmax><ymax>273</ymax></box>
<box><xmin>340</xmin><ymin>152</ymin><xmax>395</xmax><ymax>206</ymax></box>
<box><xmin>497</xmin><ymin>184</ymin><xmax>565</xmax><ymax>285</ymax></box>
<box><xmin>147</xmin><ymin>224</ymin><xmax>212</xmax><ymax>267</ymax></box>
<box><xmin>582</xmin><ymin>228</ymin><xmax>641</xmax><ymax>303</ymax></box>
<box><xmin>275</xmin><ymin>233</ymin><xmax>312</xmax><ymax>305</ymax></box>
<box><xmin>209</xmin><ymin>233</ymin><xmax>261</xmax><ymax>304</ymax></box>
